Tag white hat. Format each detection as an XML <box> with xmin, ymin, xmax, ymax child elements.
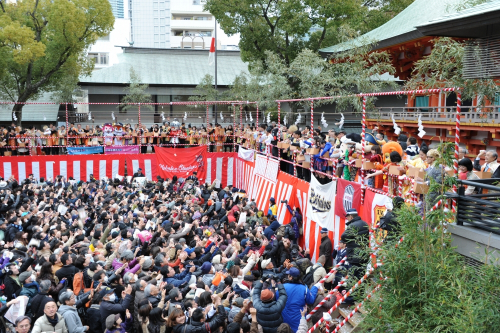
<box><xmin>261</xmin><ymin>258</ymin><xmax>272</xmax><ymax>268</ymax></box>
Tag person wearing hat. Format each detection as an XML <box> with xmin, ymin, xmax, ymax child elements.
<box><xmin>341</xmin><ymin>208</ymin><xmax>369</xmax><ymax>279</ymax></box>
<box><xmin>105</xmin><ymin>310</ymin><xmax>133</xmax><ymax>333</ymax></box>
<box><xmin>267</xmin><ymin>198</ymin><xmax>277</xmax><ymax>218</ymax></box>
<box><xmin>19</xmin><ymin>270</ymin><xmax>39</xmax><ymax>314</ymax></box>
<box><xmin>3</xmin><ymin>255</ymin><xmax>35</xmax><ymax>301</ymax></box>
<box><xmin>252</xmin><ymin>278</ymin><xmax>288</xmax><ymax>333</ymax></box>
<box><xmin>233</xmin><ymin>274</ymin><xmax>254</xmax><ymax>299</ymax></box>
<box><xmin>278</xmin><ymin>267</ymin><xmax>321</xmax><ymax>332</ymax></box>
<box><xmin>319</xmin><ymin>227</ymin><xmax>333</xmax><ymax>270</ymax></box>
<box><xmin>32</xmin><ymin>300</ymin><xmax>69</xmax><ymax>333</ymax></box>
<box><xmin>99</xmin><ymin>285</ymin><xmax>133</xmax><ymax>333</ymax></box>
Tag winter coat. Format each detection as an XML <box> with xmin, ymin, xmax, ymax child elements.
<box><xmin>3</xmin><ymin>275</ymin><xmax>22</xmax><ymax>301</ymax></box>
<box><xmin>319</xmin><ymin>236</ymin><xmax>333</xmax><ymax>268</ymax></box>
<box><xmin>86</xmin><ymin>304</ymin><xmax>102</xmax><ymax>333</ymax></box>
<box><xmin>340</xmin><ymin>216</ymin><xmax>369</xmax><ymax>265</ymax></box>
<box><xmin>148</xmin><ymin>321</ymin><xmax>167</xmax><ymax>333</ymax></box>
<box><xmin>30</xmin><ymin>292</ymin><xmax>52</xmax><ymax>322</ymax></box>
<box><xmin>105</xmin><ymin>316</ymin><xmax>133</xmax><ymax>333</ymax></box>
<box><xmin>164</xmin><ymin>270</ymin><xmax>192</xmax><ymax>288</ymax></box>
<box><xmin>286</xmin><ymin>205</ymin><xmax>302</xmax><ymax>239</ymax></box>
<box><xmin>263</xmin><ymin>221</ymin><xmax>280</xmax><ymax>240</ymax></box>
<box><xmin>58</xmin><ymin>304</ymin><xmax>86</xmax><ymax>333</ymax></box>
<box><xmin>19</xmin><ymin>282</ymin><xmax>39</xmax><ymax>314</ymax></box>
<box><xmin>32</xmin><ymin>313</ymin><xmax>69</xmax><ymax>333</ymax></box>
<box><xmin>181</xmin><ymin>305</ymin><xmax>226</xmax><ymax>333</ymax></box>
<box><xmin>55</xmin><ymin>264</ymin><xmax>80</xmax><ymax>287</ymax></box>
<box><xmin>100</xmin><ymin>294</ymin><xmax>133</xmax><ymax>332</ymax></box>
<box><xmin>3</xmin><ymin>257</ymin><xmax>34</xmax><ymax>301</ymax></box>
<box><xmin>277</xmin><ymin>282</ymin><xmax>318</xmax><ymax>332</ymax></box>
<box><xmin>112</xmin><ymin>258</ymin><xmax>141</xmax><ymax>274</ymax></box>
<box><xmin>251</xmin><ymin>282</ymin><xmax>288</xmax><ymax>333</ymax></box>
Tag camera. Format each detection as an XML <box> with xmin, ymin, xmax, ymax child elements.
<box><xmin>280</xmin><ymin>200</ymin><xmax>288</xmax><ymax>204</ymax></box>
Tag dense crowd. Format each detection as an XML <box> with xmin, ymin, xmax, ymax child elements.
<box><xmin>0</xmin><ymin>167</ymin><xmax>396</xmax><ymax>333</ymax></box>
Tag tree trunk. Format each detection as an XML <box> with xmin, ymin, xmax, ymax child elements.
<box><xmin>12</xmin><ymin>103</ymin><xmax>24</xmax><ymax>127</ymax></box>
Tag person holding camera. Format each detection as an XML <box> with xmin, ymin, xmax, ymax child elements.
<box><xmin>252</xmin><ymin>278</ymin><xmax>287</xmax><ymax>333</ymax></box>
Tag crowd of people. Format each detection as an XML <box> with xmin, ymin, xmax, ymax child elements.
<box><xmin>0</xmin><ymin>168</ymin><xmax>388</xmax><ymax>333</ymax></box>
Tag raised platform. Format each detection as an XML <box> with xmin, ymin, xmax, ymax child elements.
<box><xmin>449</xmin><ymin>223</ymin><xmax>500</xmax><ymax>266</ymax></box>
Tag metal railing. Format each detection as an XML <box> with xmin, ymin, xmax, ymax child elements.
<box><xmin>367</xmin><ymin>106</ymin><xmax>500</xmax><ymax>124</ymax></box>
<box><xmin>448</xmin><ymin>179</ymin><xmax>500</xmax><ymax>235</ymax></box>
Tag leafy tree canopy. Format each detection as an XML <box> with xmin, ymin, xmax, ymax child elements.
<box><xmin>0</xmin><ymin>0</ymin><xmax>114</xmax><ymax>121</ymax></box>
<box><xmin>205</xmin><ymin>0</ymin><xmax>414</xmax><ymax>65</ymax></box>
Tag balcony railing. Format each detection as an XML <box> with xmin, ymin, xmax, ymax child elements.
<box><xmin>447</xmin><ymin>179</ymin><xmax>500</xmax><ymax>235</ymax></box>
<box><xmin>367</xmin><ymin>106</ymin><xmax>500</xmax><ymax>124</ymax></box>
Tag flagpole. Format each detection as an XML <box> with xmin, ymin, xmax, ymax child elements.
<box><xmin>214</xmin><ymin>18</ymin><xmax>218</xmax><ymax>119</ymax></box>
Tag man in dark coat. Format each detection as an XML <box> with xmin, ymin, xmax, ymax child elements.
<box><xmin>3</xmin><ymin>256</ymin><xmax>35</xmax><ymax>301</ymax></box>
<box><xmin>319</xmin><ymin>228</ymin><xmax>333</xmax><ymax>270</ymax></box>
<box><xmin>55</xmin><ymin>253</ymin><xmax>80</xmax><ymax>288</ymax></box>
<box><xmin>251</xmin><ymin>280</ymin><xmax>287</xmax><ymax>333</ymax></box>
<box><xmin>341</xmin><ymin>208</ymin><xmax>369</xmax><ymax>279</ymax></box>
<box><xmin>99</xmin><ymin>285</ymin><xmax>133</xmax><ymax>332</ymax></box>
<box><xmin>30</xmin><ymin>280</ymin><xmax>52</xmax><ymax>322</ymax></box>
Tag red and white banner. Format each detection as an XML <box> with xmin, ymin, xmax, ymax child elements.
<box><xmin>126</xmin><ymin>152</ymin><xmax>237</xmax><ymax>187</ymax></box>
<box><xmin>362</xmin><ymin>188</ymin><xmax>392</xmax><ymax>228</ymax></box>
<box><xmin>228</xmin><ymin>155</ymin><xmax>394</xmax><ymax>261</ymax></box>
<box><xmin>154</xmin><ymin>146</ymin><xmax>207</xmax><ymax>181</ymax></box>
<box><xmin>335</xmin><ymin>179</ymin><xmax>362</xmax><ymax>218</ymax></box>
<box><xmin>0</xmin><ymin>155</ymin><xmax>124</xmax><ymax>182</ymax></box>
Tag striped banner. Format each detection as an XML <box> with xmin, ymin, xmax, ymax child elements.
<box><xmin>125</xmin><ymin>152</ymin><xmax>237</xmax><ymax>187</ymax></box>
<box><xmin>0</xmin><ymin>155</ymin><xmax>123</xmax><ymax>182</ymax></box>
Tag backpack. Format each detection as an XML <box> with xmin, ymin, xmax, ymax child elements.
<box><xmin>303</xmin><ymin>265</ymin><xmax>320</xmax><ymax>287</ymax></box>
<box><xmin>276</xmin><ymin>225</ymin><xmax>291</xmax><ymax>239</ymax></box>
<box><xmin>73</xmin><ymin>272</ymin><xmax>92</xmax><ymax>307</ymax></box>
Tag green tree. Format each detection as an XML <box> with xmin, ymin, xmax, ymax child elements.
<box><xmin>205</xmin><ymin>0</ymin><xmax>414</xmax><ymax>66</ymax></box>
<box><xmin>405</xmin><ymin>37</ymin><xmax>500</xmax><ymax>104</ymax></box>
<box><xmin>0</xmin><ymin>0</ymin><xmax>114</xmax><ymax>123</ymax></box>
<box><xmin>222</xmin><ymin>28</ymin><xmax>396</xmax><ymax>116</ymax></box>
<box><xmin>361</xmin><ymin>142</ymin><xmax>500</xmax><ymax>332</ymax></box>
<box><xmin>120</xmin><ymin>68</ymin><xmax>154</xmax><ymax>111</ymax></box>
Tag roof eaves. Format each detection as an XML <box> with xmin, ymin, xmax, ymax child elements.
<box><xmin>416</xmin><ymin>10</ymin><xmax>500</xmax><ymax>37</ymax></box>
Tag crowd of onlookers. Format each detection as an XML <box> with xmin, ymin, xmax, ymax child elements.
<box><xmin>0</xmin><ymin>168</ymin><xmax>389</xmax><ymax>333</ymax></box>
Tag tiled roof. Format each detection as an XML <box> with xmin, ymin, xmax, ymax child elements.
<box><xmin>319</xmin><ymin>0</ymin><xmax>465</xmax><ymax>54</ymax></box>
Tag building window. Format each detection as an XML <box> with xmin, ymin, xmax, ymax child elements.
<box><xmin>154</xmin><ymin>26</ymin><xmax>159</xmax><ymax>33</ymax></box>
<box><xmin>415</xmin><ymin>96</ymin><xmax>429</xmax><ymax>111</ymax></box>
<box><xmin>160</xmin><ymin>18</ymin><xmax>165</xmax><ymax>25</ymax></box>
<box><xmin>160</xmin><ymin>26</ymin><xmax>165</xmax><ymax>33</ymax></box>
<box><xmin>160</xmin><ymin>2</ymin><xmax>166</xmax><ymax>9</ymax></box>
<box><xmin>160</xmin><ymin>42</ymin><xmax>165</xmax><ymax>48</ymax></box>
<box><xmin>160</xmin><ymin>34</ymin><xmax>165</xmax><ymax>40</ymax></box>
<box><xmin>154</xmin><ymin>18</ymin><xmax>159</xmax><ymax>25</ymax></box>
<box><xmin>88</xmin><ymin>53</ymin><xmax>109</xmax><ymax>65</ymax></box>
<box><xmin>153</xmin><ymin>2</ymin><xmax>158</xmax><ymax>9</ymax></box>
<box><xmin>192</xmin><ymin>0</ymin><xmax>201</xmax><ymax>4</ymax></box>
<box><xmin>154</xmin><ymin>10</ymin><xmax>159</xmax><ymax>17</ymax></box>
<box><xmin>155</xmin><ymin>42</ymin><xmax>159</xmax><ymax>47</ymax></box>
<box><xmin>160</xmin><ymin>10</ymin><xmax>165</xmax><ymax>17</ymax></box>
<box><xmin>200</xmin><ymin>31</ymin><xmax>212</xmax><ymax>37</ymax></box>
<box><xmin>154</xmin><ymin>34</ymin><xmax>159</xmax><ymax>41</ymax></box>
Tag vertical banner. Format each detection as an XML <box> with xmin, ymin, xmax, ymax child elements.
<box><xmin>154</xmin><ymin>146</ymin><xmax>207</xmax><ymax>182</ymax></box>
<box><xmin>362</xmin><ymin>189</ymin><xmax>393</xmax><ymax>227</ymax></box>
<box><xmin>306</xmin><ymin>174</ymin><xmax>337</xmax><ymax>230</ymax></box>
<box><xmin>335</xmin><ymin>179</ymin><xmax>362</xmax><ymax>217</ymax></box>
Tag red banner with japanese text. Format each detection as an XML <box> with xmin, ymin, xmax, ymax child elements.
<box><xmin>154</xmin><ymin>146</ymin><xmax>207</xmax><ymax>182</ymax></box>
